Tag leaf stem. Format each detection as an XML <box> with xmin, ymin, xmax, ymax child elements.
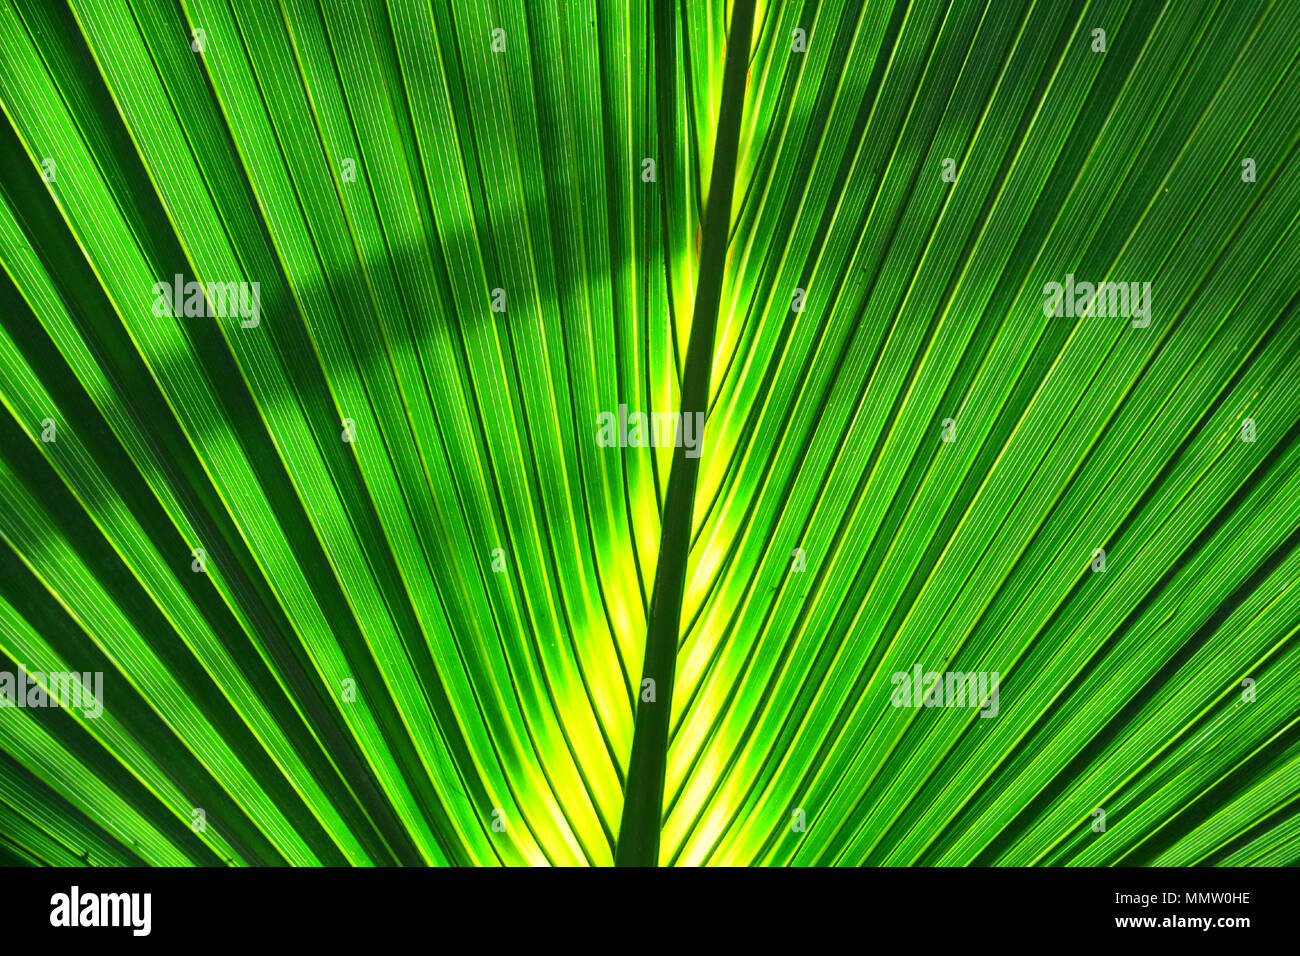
<box><xmin>614</xmin><ymin>0</ymin><xmax>756</xmax><ymax>867</ymax></box>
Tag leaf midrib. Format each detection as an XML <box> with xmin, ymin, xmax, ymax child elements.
<box><xmin>614</xmin><ymin>0</ymin><xmax>756</xmax><ymax>868</ymax></box>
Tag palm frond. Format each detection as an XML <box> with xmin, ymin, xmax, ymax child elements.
<box><xmin>0</xmin><ymin>0</ymin><xmax>1297</xmax><ymax>867</ymax></box>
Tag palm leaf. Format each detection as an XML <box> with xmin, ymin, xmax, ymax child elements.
<box><xmin>0</xmin><ymin>0</ymin><xmax>1297</xmax><ymax>868</ymax></box>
